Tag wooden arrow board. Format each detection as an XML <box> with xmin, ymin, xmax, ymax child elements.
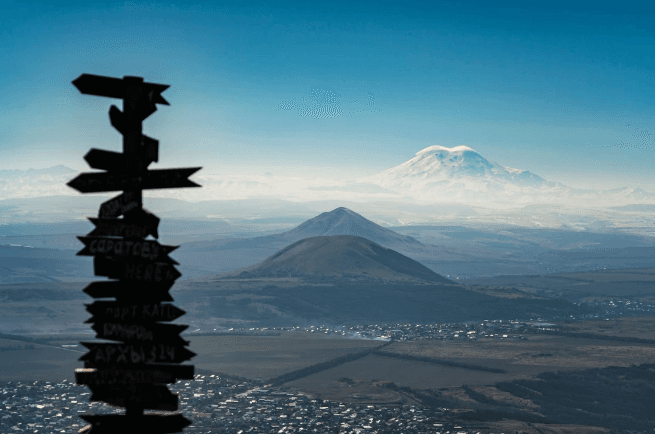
<box><xmin>84</xmin><ymin>142</ymin><xmax>158</xmax><ymax>172</ymax></box>
<box><xmin>83</xmin><ymin>280</ymin><xmax>173</xmax><ymax>302</ymax></box>
<box><xmin>72</xmin><ymin>74</ymin><xmax>170</xmax><ymax>105</ymax></box>
<box><xmin>80</xmin><ymin>342</ymin><xmax>195</xmax><ymax>364</ymax></box>
<box><xmin>91</xmin><ymin>322</ymin><xmax>188</xmax><ymax>344</ymax></box>
<box><xmin>75</xmin><ymin>365</ymin><xmax>193</xmax><ymax>386</ymax></box>
<box><xmin>88</xmin><ymin>383</ymin><xmax>178</xmax><ymax>410</ymax></box>
<box><xmin>98</xmin><ymin>191</ymin><xmax>140</xmax><ymax>218</ymax></box>
<box><xmin>79</xmin><ymin>413</ymin><xmax>191</xmax><ymax>434</ymax></box>
<box><xmin>68</xmin><ymin>167</ymin><xmax>201</xmax><ymax>193</ymax></box>
<box><xmin>84</xmin><ymin>301</ymin><xmax>184</xmax><ymax>322</ymax></box>
<box><xmin>88</xmin><ymin>218</ymin><xmax>153</xmax><ymax>239</ymax></box>
<box><xmin>85</xmin><ymin>148</ymin><xmax>122</xmax><ymax>171</ymax></box>
<box><xmin>89</xmin><ymin>208</ymin><xmax>160</xmax><ymax>238</ymax></box>
<box><xmin>77</xmin><ymin>236</ymin><xmax>178</xmax><ymax>264</ymax></box>
<box><xmin>94</xmin><ymin>257</ymin><xmax>181</xmax><ymax>283</ymax></box>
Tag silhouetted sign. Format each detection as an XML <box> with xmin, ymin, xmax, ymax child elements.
<box><xmin>80</xmin><ymin>413</ymin><xmax>191</xmax><ymax>433</ymax></box>
<box><xmin>94</xmin><ymin>257</ymin><xmax>182</xmax><ymax>283</ymax></box>
<box><xmin>84</xmin><ymin>301</ymin><xmax>185</xmax><ymax>322</ymax></box>
<box><xmin>83</xmin><ymin>281</ymin><xmax>174</xmax><ymax>302</ymax></box>
<box><xmin>91</xmin><ymin>322</ymin><xmax>188</xmax><ymax>344</ymax></box>
<box><xmin>72</xmin><ymin>72</ymin><xmax>196</xmax><ymax>429</ymax></box>
<box><xmin>84</xmin><ymin>149</ymin><xmax>123</xmax><ymax>172</ymax></box>
<box><xmin>80</xmin><ymin>342</ymin><xmax>195</xmax><ymax>364</ymax></box>
<box><xmin>89</xmin><ymin>383</ymin><xmax>178</xmax><ymax>411</ymax></box>
<box><xmin>143</xmin><ymin>135</ymin><xmax>159</xmax><ymax>163</ymax></box>
<box><xmin>109</xmin><ymin>105</ymin><xmax>126</xmax><ymax>133</ymax></box>
<box><xmin>68</xmin><ymin>167</ymin><xmax>201</xmax><ymax>193</ymax></box>
<box><xmin>89</xmin><ymin>208</ymin><xmax>160</xmax><ymax>239</ymax></box>
<box><xmin>85</xmin><ymin>142</ymin><xmax>158</xmax><ymax>172</ymax></box>
<box><xmin>75</xmin><ymin>365</ymin><xmax>194</xmax><ymax>386</ymax></box>
<box><xmin>98</xmin><ymin>191</ymin><xmax>140</xmax><ymax>218</ymax></box>
<box><xmin>88</xmin><ymin>218</ymin><xmax>148</xmax><ymax>239</ymax></box>
<box><xmin>72</xmin><ymin>74</ymin><xmax>170</xmax><ymax>105</ymax></box>
<box><xmin>77</xmin><ymin>236</ymin><xmax>178</xmax><ymax>264</ymax></box>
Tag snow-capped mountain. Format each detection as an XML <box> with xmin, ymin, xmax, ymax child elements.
<box><xmin>372</xmin><ymin>145</ymin><xmax>547</xmax><ymax>187</ymax></box>
<box><xmin>363</xmin><ymin>145</ymin><xmax>575</xmax><ymax>205</ymax></box>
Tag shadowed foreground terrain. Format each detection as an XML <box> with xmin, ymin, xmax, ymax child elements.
<box><xmin>174</xmin><ymin>280</ymin><xmax>585</xmax><ymax>328</ymax></box>
<box><xmin>175</xmin><ymin>235</ymin><xmax>586</xmax><ymax>328</ymax></box>
<box><xmin>2</xmin><ymin>318</ymin><xmax>655</xmax><ymax>432</ymax></box>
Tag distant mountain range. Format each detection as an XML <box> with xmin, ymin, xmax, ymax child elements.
<box><xmin>222</xmin><ymin>235</ymin><xmax>450</xmax><ymax>284</ymax></box>
<box><xmin>363</xmin><ymin>145</ymin><xmax>655</xmax><ymax>205</ymax></box>
<box><xmin>174</xmin><ymin>207</ymin><xmax>425</xmax><ymax>277</ymax></box>
<box><xmin>2</xmin><ymin>147</ymin><xmax>654</xmax><ymax>209</ymax></box>
<box><xmin>183</xmin><ymin>207</ymin><xmax>421</xmax><ymax>255</ymax></box>
<box><xmin>0</xmin><ymin>165</ymin><xmax>76</xmax><ymax>178</ymax></box>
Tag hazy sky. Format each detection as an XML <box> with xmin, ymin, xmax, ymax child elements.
<box><xmin>2</xmin><ymin>1</ymin><xmax>654</xmax><ymax>189</ymax></box>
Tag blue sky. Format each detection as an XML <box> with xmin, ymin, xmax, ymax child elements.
<box><xmin>1</xmin><ymin>1</ymin><xmax>654</xmax><ymax>188</ymax></box>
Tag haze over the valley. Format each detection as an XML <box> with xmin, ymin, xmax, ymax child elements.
<box><xmin>3</xmin><ymin>146</ymin><xmax>655</xmax><ymax>237</ymax></box>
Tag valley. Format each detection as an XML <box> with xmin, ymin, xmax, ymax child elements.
<box><xmin>1</xmin><ymin>206</ymin><xmax>655</xmax><ymax>433</ymax></box>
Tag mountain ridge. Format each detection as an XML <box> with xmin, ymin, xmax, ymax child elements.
<box><xmin>219</xmin><ymin>235</ymin><xmax>451</xmax><ymax>284</ymax></box>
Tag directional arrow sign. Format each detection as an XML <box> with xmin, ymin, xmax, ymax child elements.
<box><xmin>77</xmin><ymin>236</ymin><xmax>178</xmax><ymax>264</ymax></box>
<box><xmin>89</xmin><ymin>383</ymin><xmax>178</xmax><ymax>410</ymax></box>
<box><xmin>109</xmin><ymin>105</ymin><xmax>162</xmax><ymax>137</ymax></box>
<box><xmin>109</xmin><ymin>105</ymin><xmax>125</xmax><ymax>133</ymax></box>
<box><xmin>83</xmin><ymin>280</ymin><xmax>174</xmax><ymax>302</ymax></box>
<box><xmin>79</xmin><ymin>413</ymin><xmax>191</xmax><ymax>434</ymax></box>
<box><xmin>72</xmin><ymin>74</ymin><xmax>125</xmax><ymax>100</ymax></box>
<box><xmin>110</xmin><ymin>104</ymin><xmax>160</xmax><ymax>134</ymax></box>
<box><xmin>98</xmin><ymin>191</ymin><xmax>140</xmax><ymax>218</ymax></box>
<box><xmin>85</xmin><ymin>144</ymin><xmax>158</xmax><ymax>173</ymax></box>
<box><xmin>68</xmin><ymin>167</ymin><xmax>201</xmax><ymax>193</ymax></box>
<box><xmin>91</xmin><ymin>322</ymin><xmax>188</xmax><ymax>344</ymax></box>
<box><xmin>84</xmin><ymin>148</ymin><xmax>123</xmax><ymax>171</ymax></box>
<box><xmin>94</xmin><ymin>257</ymin><xmax>181</xmax><ymax>283</ymax></box>
<box><xmin>89</xmin><ymin>208</ymin><xmax>160</xmax><ymax>239</ymax></box>
<box><xmin>72</xmin><ymin>74</ymin><xmax>170</xmax><ymax>105</ymax></box>
<box><xmin>75</xmin><ymin>365</ymin><xmax>193</xmax><ymax>386</ymax></box>
<box><xmin>88</xmin><ymin>218</ymin><xmax>151</xmax><ymax>239</ymax></box>
<box><xmin>80</xmin><ymin>342</ymin><xmax>195</xmax><ymax>365</ymax></box>
<box><xmin>85</xmin><ymin>301</ymin><xmax>185</xmax><ymax>322</ymax></box>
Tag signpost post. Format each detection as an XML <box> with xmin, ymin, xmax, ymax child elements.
<box><xmin>69</xmin><ymin>73</ymin><xmax>199</xmax><ymax>433</ymax></box>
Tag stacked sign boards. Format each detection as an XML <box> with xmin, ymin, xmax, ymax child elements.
<box><xmin>68</xmin><ymin>74</ymin><xmax>199</xmax><ymax>433</ymax></box>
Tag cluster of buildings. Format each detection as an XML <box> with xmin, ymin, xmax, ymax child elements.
<box><xmin>205</xmin><ymin>319</ymin><xmax>548</xmax><ymax>343</ymax></box>
<box><xmin>3</xmin><ymin>298</ymin><xmax>651</xmax><ymax>433</ymax></box>
<box><xmin>204</xmin><ymin>296</ymin><xmax>653</xmax><ymax>342</ymax></box>
<box><xmin>1</xmin><ymin>376</ymin><xmax>481</xmax><ymax>434</ymax></box>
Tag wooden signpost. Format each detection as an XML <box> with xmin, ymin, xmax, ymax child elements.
<box><xmin>69</xmin><ymin>73</ymin><xmax>199</xmax><ymax>433</ymax></box>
